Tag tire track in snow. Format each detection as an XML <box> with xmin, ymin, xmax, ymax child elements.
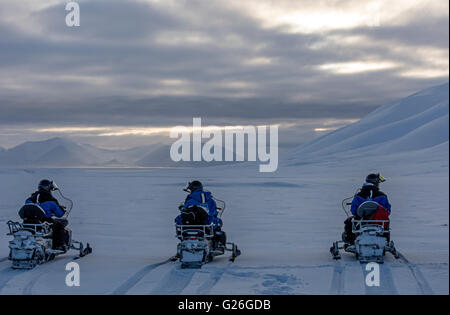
<box><xmin>398</xmin><ymin>253</ymin><xmax>434</xmax><ymax>295</ymax></box>
<box><xmin>363</xmin><ymin>263</ymin><xmax>398</xmax><ymax>295</ymax></box>
<box><xmin>150</xmin><ymin>266</ymin><xmax>198</xmax><ymax>295</ymax></box>
<box><xmin>329</xmin><ymin>262</ymin><xmax>345</xmax><ymax>295</ymax></box>
<box><xmin>112</xmin><ymin>258</ymin><xmax>173</xmax><ymax>295</ymax></box>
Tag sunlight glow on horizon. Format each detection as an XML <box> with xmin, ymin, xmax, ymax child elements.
<box><xmin>318</xmin><ymin>61</ymin><xmax>398</xmax><ymax>74</ymax></box>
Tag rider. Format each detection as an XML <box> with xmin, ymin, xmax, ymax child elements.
<box><xmin>20</xmin><ymin>179</ymin><xmax>69</xmax><ymax>250</ymax></box>
<box><xmin>175</xmin><ymin>180</ymin><xmax>226</xmax><ymax>246</ymax></box>
<box><xmin>350</xmin><ymin>173</ymin><xmax>390</xmax><ymax>216</ymax></box>
<box><xmin>343</xmin><ymin>173</ymin><xmax>391</xmax><ymax>244</ymax></box>
<box><xmin>24</xmin><ymin>179</ymin><xmax>65</xmax><ymax>218</ymax></box>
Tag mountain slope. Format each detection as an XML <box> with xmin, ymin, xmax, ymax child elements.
<box><xmin>287</xmin><ymin>82</ymin><xmax>449</xmax><ymax>163</ymax></box>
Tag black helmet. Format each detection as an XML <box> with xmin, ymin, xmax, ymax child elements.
<box><xmin>184</xmin><ymin>180</ymin><xmax>203</xmax><ymax>193</ymax></box>
<box><xmin>38</xmin><ymin>179</ymin><xmax>56</xmax><ymax>192</ymax></box>
<box><xmin>365</xmin><ymin>173</ymin><xmax>386</xmax><ymax>186</ymax></box>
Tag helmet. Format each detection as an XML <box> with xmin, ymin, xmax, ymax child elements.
<box><xmin>184</xmin><ymin>180</ymin><xmax>203</xmax><ymax>193</ymax></box>
<box><xmin>38</xmin><ymin>179</ymin><xmax>57</xmax><ymax>192</ymax></box>
<box><xmin>365</xmin><ymin>173</ymin><xmax>386</xmax><ymax>186</ymax></box>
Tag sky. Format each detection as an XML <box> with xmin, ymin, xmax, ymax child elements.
<box><xmin>0</xmin><ymin>0</ymin><xmax>448</xmax><ymax>150</ymax></box>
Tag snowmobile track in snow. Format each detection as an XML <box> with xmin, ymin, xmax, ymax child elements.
<box><xmin>21</xmin><ymin>256</ymin><xmax>75</xmax><ymax>295</ymax></box>
<box><xmin>112</xmin><ymin>258</ymin><xmax>174</xmax><ymax>295</ymax></box>
<box><xmin>0</xmin><ymin>267</ymin><xmax>26</xmax><ymax>293</ymax></box>
<box><xmin>23</xmin><ymin>271</ymin><xmax>44</xmax><ymax>295</ymax></box>
<box><xmin>329</xmin><ymin>261</ymin><xmax>345</xmax><ymax>294</ymax></box>
<box><xmin>150</xmin><ymin>266</ymin><xmax>198</xmax><ymax>294</ymax></box>
<box><xmin>397</xmin><ymin>253</ymin><xmax>434</xmax><ymax>295</ymax></box>
<box><xmin>196</xmin><ymin>262</ymin><xmax>233</xmax><ymax>294</ymax></box>
<box><xmin>362</xmin><ymin>263</ymin><xmax>398</xmax><ymax>295</ymax></box>
<box><xmin>0</xmin><ymin>257</ymin><xmax>8</xmax><ymax>263</ymax></box>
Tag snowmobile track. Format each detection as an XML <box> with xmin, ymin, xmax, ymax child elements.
<box><xmin>150</xmin><ymin>266</ymin><xmax>198</xmax><ymax>294</ymax></box>
<box><xmin>196</xmin><ymin>262</ymin><xmax>233</xmax><ymax>294</ymax></box>
<box><xmin>329</xmin><ymin>261</ymin><xmax>345</xmax><ymax>294</ymax></box>
<box><xmin>21</xmin><ymin>256</ymin><xmax>74</xmax><ymax>295</ymax></box>
<box><xmin>362</xmin><ymin>263</ymin><xmax>398</xmax><ymax>295</ymax></box>
<box><xmin>23</xmin><ymin>272</ymin><xmax>44</xmax><ymax>295</ymax></box>
<box><xmin>0</xmin><ymin>257</ymin><xmax>8</xmax><ymax>263</ymax></box>
<box><xmin>0</xmin><ymin>254</ymin><xmax>81</xmax><ymax>294</ymax></box>
<box><xmin>0</xmin><ymin>267</ymin><xmax>25</xmax><ymax>293</ymax></box>
<box><xmin>112</xmin><ymin>258</ymin><xmax>173</xmax><ymax>295</ymax></box>
<box><xmin>397</xmin><ymin>253</ymin><xmax>434</xmax><ymax>295</ymax></box>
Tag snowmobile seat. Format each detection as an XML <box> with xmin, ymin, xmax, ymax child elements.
<box><xmin>19</xmin><ymin>204</ymin><xmax>47</xmax><ymax>224</ymax></box>
<box><xmin>18</xmin><ymin>204</ymin><xmax>52</xmax><ymax>233</ymax></box>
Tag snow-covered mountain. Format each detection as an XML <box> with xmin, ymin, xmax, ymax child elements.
<box><xmin>0</xmin><ymin>138</ymin><xmax>100</xmax><ymax>167</ymax></box>
<box><xmin>0</xmin><ymin>137</ymin><xmax>150</xmax><ymax>167</ymax></box>
<box><xmin>287</xmin><ymin>82</ymin><xmax>449</xmax><ymax>164</ymax></box>
<box><xmin>0</xmin><ymin>138</ymin><xmax>245</xmax><ymax>168</ymax></box>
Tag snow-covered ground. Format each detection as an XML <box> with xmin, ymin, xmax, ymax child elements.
<box><xmin>0</xmin><ymin>83</ymin><xmax>448</xmax><ymax>294</ymax></box>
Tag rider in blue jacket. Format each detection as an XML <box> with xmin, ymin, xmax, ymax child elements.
<box><xmin>350</xmin><ymin>173</ymin><xmax>391</xmax><ymax>216</ymax></box>
<box><xmin>21</xmin><ymin>179</ymin><xmax>68</xmax><ymax>250</ymax></box>
<box><xmin>25</xmin><ymin>179</ymin><xmax>65</xmax><ymax>219</ymax></box>
<box><xmin>175</xmin><ymin>181</ymin><xmax>226</xmax><ymax>248</ymax></box>
<box><xmin>175</xmin><ymin>181</ymin><xmax>223</xmax><ymax>229</ymax></box>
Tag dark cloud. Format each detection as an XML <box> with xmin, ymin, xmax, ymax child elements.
<box><xmin>0</xmin><ymin>95</ymin><xmax>379</xmax><ymax>126</ymax></box>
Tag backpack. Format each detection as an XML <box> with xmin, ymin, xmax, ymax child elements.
<box><xmin>180</xmin><ymin>205</ymin><xmax>210</xmax><ymax>225</ymax></box>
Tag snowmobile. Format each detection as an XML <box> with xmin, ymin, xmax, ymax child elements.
<box><xmin>6</xmin><ymin>187</ymin><xmax>92</xmax><ymax>269</ymax></box>
<box><xmin>330</xmin><ymin>200</ymin><xmax>399</xmax><ymax>263</ymax></box>
<box><xmin>174</xmin><ymin>198</ymin><xmax>241</xmax><ymax>269</ymax></box>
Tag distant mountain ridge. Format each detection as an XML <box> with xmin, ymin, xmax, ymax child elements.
<box><xmin>0</xmin><ymin>137</ymin><xmax>237</xmax><ymax>167</ymax></box>
<box><xmin>0</xmin><ymin>137</ymin><xmax>163</xmax><ymax>167</ymax></box>
<box><xmin>1</xmin><ymin>83</ymin><xmax>448</xmax><ymax>168</ymax></box>
<box><xmin>0</xmin><ymin>138</ymin><xmax>102</xmax><ymax>167</ymax></box>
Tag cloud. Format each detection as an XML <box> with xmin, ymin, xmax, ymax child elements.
<box><xmin>0</xmin><ymin>0</ymin><xmax>448</xmax><ymax>148</ymax></box>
